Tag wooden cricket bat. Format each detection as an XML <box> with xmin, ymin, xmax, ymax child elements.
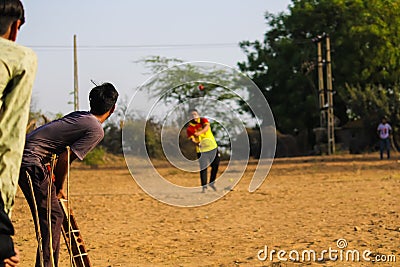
<box><xmin>59</xmin><ymin>198</ymin><xmax>92</xmax><ymax>267</ymax></box>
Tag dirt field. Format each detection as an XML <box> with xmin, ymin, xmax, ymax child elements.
<box><xmin>12</xmin><ymin>153</ymin><xmax>400</xmax><ymax>266</ymax></box>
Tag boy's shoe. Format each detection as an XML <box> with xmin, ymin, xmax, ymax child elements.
<box><xmin>209</xmin><ymin>183</ymin><xmax>217</xmax><ymax>191</ymax></box>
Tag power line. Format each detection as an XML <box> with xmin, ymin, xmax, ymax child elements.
<box><xmin>27</xmin><ymin>42</ymin><xmax>240</xmax><ymax>51</ymax></box>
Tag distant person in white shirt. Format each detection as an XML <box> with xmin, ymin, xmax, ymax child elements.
<box><xmin>377</xmin><ymin>117</ymin><xmax>392</xmax><ymax>160</ymax></box>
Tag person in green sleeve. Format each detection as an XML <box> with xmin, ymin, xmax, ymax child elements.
<box><xmin>0</xmin><ymin>0</ymin><xmax>37</xmax><ymax>266</ymax></box>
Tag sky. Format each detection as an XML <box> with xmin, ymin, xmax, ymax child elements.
<box><xmin>18</xmin><ymin>0</ymin><xmax>291</xmax><ymax>116</ymax></box>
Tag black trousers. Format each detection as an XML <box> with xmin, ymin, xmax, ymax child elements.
<box><xmin>0</xmin><ymin>193</ymin><xmax>15</xmax><ymax>265</ymax></box>
<box><xmin>379</xmin><ymin>138</ymin><xmax>390</xmax><ymax>159</ymax></box>
<box><xmin>19</xmin><ymin>165</ymin><xmax>64</xmax><ymax>267</ymax></box>
<box><xmin>197</xmin><ymin>148</ymin><xmax>220</xmax><ymax>186</ymax></box>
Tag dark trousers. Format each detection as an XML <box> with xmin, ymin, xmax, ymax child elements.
<box><xmin>19</xmin><ymin>165</ymin><xmax>64</xmax><ymax>267</ymax></box>
<box><xmin>0</xmin><ymin>193</ymin><xmax>15</xmax><ymax>264</ymax></box>
<box><xmin>379</xmin><ymin>138</ymin><xmax>390</xmax><ymax>159</ymax></box>
<box><xmin>197</xmin><ymin>148</ymin><xmax>220</xmax><ymax>186</ymax></box>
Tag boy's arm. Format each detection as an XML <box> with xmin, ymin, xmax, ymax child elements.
<box><xmin>54</xmin><ymin>150</ymin><xmax>77</xmax><ymax>198</ymax></box>
<box><xmin>189</xmin><ymin>135</ymin><xmax>200</xmax><ymax>146</ymax></box>
<box><xmin>194</xmin><ymin>123</ymin><xmax>210</xmax><ymax>136</ymax></box>
<box><xmin>187</xmin><ymin>126</ymin><xmax>199</xmax><ymax>145</ymax></box>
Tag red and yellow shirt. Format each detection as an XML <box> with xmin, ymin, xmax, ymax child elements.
<box><xmin>187</xmin><ymin>118</ymin><xmax>218</xmax><ymax>153</ymax></box>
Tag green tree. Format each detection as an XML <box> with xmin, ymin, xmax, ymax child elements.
<box><xmin>344</xmin><ymin>84</ymin><xmax>400</xmax><ymax>149</ymax></box>
<box><xmin>100</xmin><ymin>122</ymin><xmax>122</xmax><ymax>154</ymax></box>
<box><xmin>239</xmin><ymin>0</ymin><xmax>400</xmax><ymax>144</ymax></box>
<box><xmin>137</xmin><ymin>56</ymin><xmax>246</xmax><ymax>126</ymax></box>
<box><xmin>135</xmin><ymin>56</ymin><xmax>255</xmax><ymax>156</ymax></box>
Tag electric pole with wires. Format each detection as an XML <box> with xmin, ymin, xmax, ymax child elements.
<box><xmin>313</xmin><ymin>33</ymin><xmax>335</xmax><ymax>155</ymax></box>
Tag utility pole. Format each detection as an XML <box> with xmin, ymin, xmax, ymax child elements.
<box><xmin>316</xmin><ymin>40</ymin><xmax>325</xmax><ymax>128</ymax></box>
<box><xmin>73</xmin><ymin>34</ymin><xmax>79</xmax><ymax>111</ymax></box>
<box><xmin>313</xmin><ymin>34</ymin><xmax>335</xmax><ymax>155</ymax></box>
<box><xmin>325</xmin><ymin>35</ymin><xmax>335</xmax><ymax>154</ymax></box>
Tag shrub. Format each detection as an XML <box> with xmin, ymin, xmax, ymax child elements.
<box><xmin>83</xmin><ymin>147</ymin><xmax>106</xmax><ymax>168</ymax></box>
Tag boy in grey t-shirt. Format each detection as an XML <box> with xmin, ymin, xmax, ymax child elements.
<box><xmin>18</xmin><ymin>82</ymin><xmax>118</xmax><ymax>267</ymax></box>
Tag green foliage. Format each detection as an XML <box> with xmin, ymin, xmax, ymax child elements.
<box><xmin>137</xmin><ymin>56</ymin><xmax>247</xmax><ymax>128</ymax></box>
<box><xmin>133</xmin><ymin>56</ymin><xmax>259</xmax><ymax>158</ymax></box>
<box><xmin>100</xmin><ymin>122</ymin><xmax>122</xmax><ymax>154</ymax></box>
<box><xmin>122</xmin><ymin>116</ymin><xmax>165</xmax><ymax>159</ymax></box>
<box><xmin>82</xmin><ymin>147</ymin><xmax>106</xmax><ymax>167</ymax></box>
<box><xmin>239</xmin><ymin>0</ymin><xmax>400</xmax><ymax>140</ymax></box>
<box><xmin>122</xmin><ymin>117</ymin><xmax>146</xmax><ymax>156</ymax></box>
<box><xmin>145</xmin><ymin>118</ymin><xmax>164</xmax><ymax>159</ymax></box>
<box><xmin>122</xmin><ymin>114</ymin><xmax>230</xmax><ymax>160</ymax></box>
<box><xmin>342</xmin><ymin>83</ymin><xmax>400</xmax><ymax>148</ymax></box>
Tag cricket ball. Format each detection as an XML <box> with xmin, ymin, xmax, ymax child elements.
<box><xmin>198</xmin><ymin>84</ymin><xmax>205</xmax><ymax>91</ymax></box>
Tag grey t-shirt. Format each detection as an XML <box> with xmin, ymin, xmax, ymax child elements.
<box><xmin>21</xmin><ymin>111</ymin><xmax>104</xmax><ymax>167</ymax></box>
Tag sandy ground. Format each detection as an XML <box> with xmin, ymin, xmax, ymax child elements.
<box><xmin>11</xmin><ymin>153</ymin><xmax>400</xmax><ymax>267</ymax></box>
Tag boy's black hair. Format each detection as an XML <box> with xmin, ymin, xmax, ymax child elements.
<box><xmin>89</xmin><ymin>82</ymin><xmax>119</xmax><ymax>115</ymax></box>
<box><xmin>0</xmin><ymin>0</ymin><xmax>25</xmax><ymax>35</ymax></box>
<box><xmin>188</xmin><ymin>108</ymin><xmax>198</xmax><ymax>113</ymax></box>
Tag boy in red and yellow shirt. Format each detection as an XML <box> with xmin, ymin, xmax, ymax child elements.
<box><xmin>187</xmin><ymin>109</ymin><xmax>220</xmax><ymax>192</ymax></box>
